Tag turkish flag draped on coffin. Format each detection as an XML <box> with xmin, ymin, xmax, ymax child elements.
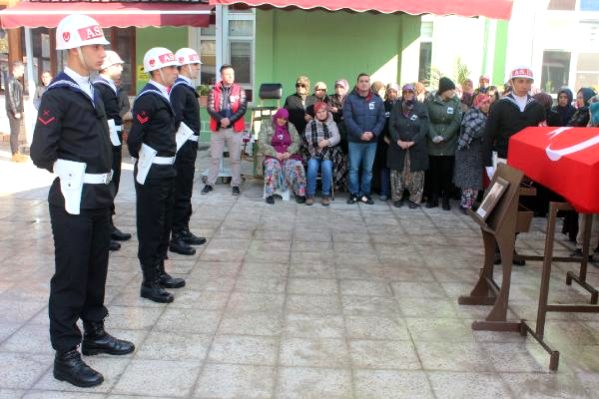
<box><xmin>508</xmin><ymin>127</ymin><xmax>599</xmax><ymax>214</ymax></box>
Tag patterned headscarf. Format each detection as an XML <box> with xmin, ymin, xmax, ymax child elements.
<box><xmin>473</xmin><ymin>93</ymin><xmax>491</xmax><ymax>110</ymax></box>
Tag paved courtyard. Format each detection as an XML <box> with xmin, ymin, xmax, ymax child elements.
<box><xmin>1</xmin><ymin>145</ymin><xmax>599</xmax><ymax>398</ymax></box>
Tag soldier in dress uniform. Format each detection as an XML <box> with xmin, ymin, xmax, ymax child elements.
<box><xmin>168</xmin><ymin>48</ymin><xmax>207</xmax><ymax>256</ymax></box>
<box><xmin>127</xmin><ymin>47</ymin><xmax>185</xmax><ymax>303</ymax></box>
<box><xmin>94</xmin><ymin>50</ymin><xmax>132</xmax><ymax>251</ymax></box>
<box><xmin>30</xmin><ymin>14</ymin><xmax>134</xmax><ymax>388</ymax></box>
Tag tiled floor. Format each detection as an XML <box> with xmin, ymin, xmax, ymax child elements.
<box><xmin>1</xmin><ymin>146</ymin><xmax>599</xmax><ymax>398</ymax></box>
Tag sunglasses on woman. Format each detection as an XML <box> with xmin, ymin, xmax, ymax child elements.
<box><xmin>296</xmin><ymin>83</ymin><xmax>306</xmax><ymax>88</ymax></box>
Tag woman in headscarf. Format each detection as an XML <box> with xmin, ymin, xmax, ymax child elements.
<box><xmin>304</xmin><ymin>102</ymin><xmax>341</xmax><ymax>206</ymax></box>
<box><xmin>373</xmin><ymin>83</ymin><xmax>400</xmax><ymax>201</ymax></box>
<box><xmin>306</xmin><ymin>81</ymin><xmax>330</xmax><ymax>118</ymax></box>
<box><xmin>453</xmin><ymin>93</ymin><xmax>491</xmax><ymax>213</ymax></box>
<box><xmin>258</xmin><ymin>108</ymin><xmax>307</xmax><ymax>205</ymax></box>
<box><xmin>387</xmin><ymin>84</ymin><xmax>429</xmax><ymax>208</ymax></box>
<box><xmin>549</xmin><ymin>87</ymin><xmax>575</xmax><ymax>127</ymax></box>
<box><xmin>568</xmin><ymin>87</ymin><xmax>596</xmax><ymax>127</ymax></box>
<box><xmin>284</xmin><ymin>75</ymin><xmax>316</xmax><ymax>135</ymax></box>
<box><xmin>328</xmin><ymin>79</ymin><xmax>350</xmax><ymax>191</ymax></box>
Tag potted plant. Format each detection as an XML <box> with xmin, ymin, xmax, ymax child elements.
<box><xmin>196</xmin><ymin>84</ymin><xmax>211</xmax><ymax>107</ymax></box>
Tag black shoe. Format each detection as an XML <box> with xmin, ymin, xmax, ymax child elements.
<box><xmin>361</xmin><ymin>195</ymin><xmax>374</xmax><ymax>205</ymax></box>
<box><xmin>232</xmin><ymin>186</ymin><xmax>241</xmax><ymax>196</ymax></box>
<box><xmin>425</xmin><ymin>199</ymin><xmax>439</xmax><ymax>209</ymax></box>
<box><xmin>442</xmin><ymin>197</ymin><xmax>451</xmax><ymax>211</ymax></box>
<box><xmin>265</xmin><ymin>195</ymin><xmax>275</xmax><ymax>205</ymax></box>
<box><xmin>295</xmin><ymin>196</ymin><xmax>306</xmax><ymax>204</ymax></box>
<box><xmin>347</xmin><ymin>194</ymin><xmax>359</xmax><ymax>204</ymax></box>
<box><xmin>201</xmin><ymin>185</ymin><xmax>213</xmax><ymax>195</ymax></box>
<box><xmin>82</xmin><ymin>321</ymin><xmax>135</xmax><ymax>356</ymax></box>
<box><xmin>54</xmin><ymin>349</ymin><xmax>104</xmax><ymax>388</ymax></box>
<box><xmin>169</xmin><ymin>236</ymin><xmax>196</xmax><ymax>256</ymax></box>
<box><xmin>408</xmin><ymin>200</ymin><xmax>420</xmax><ymax>209</ymax></box>
<box><xmin>393</xmin><ymin>200</ymin><xmax>404</xmax><ymax>208</ymax></box>
<box><xmin>158</xmin><ymin>260</ymin><xmax>186</xmax><ymax>289</ymax></box>
<box><xmin>494</xmin><ymin>253</ymin><xmax>526</xmax><ymax>266</ymax></box>
<box><xmin>140</xmin><ymin>265</ymin><xmax>174</xmax><ymax>303</ymax></box>
<box><xmin>111</xmin><ymin>226</ymin><xmax>131</xmax><ymax>242</ymax></box>
<box><xmin>571</xmin><ymin>248</ymin><xmax>594</xmax><ymax>260</ymax></box>
<box><xmin>109</xmin><ymin>240</ymin><xmax>121</xmax><ymax>251</ymax></box>
<box><xmin>181</xmin><ymin>230</ymin><xmax>206</xmax><ymax>246</ymax></box>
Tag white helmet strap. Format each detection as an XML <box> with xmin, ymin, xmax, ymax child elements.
<box><xmin>76</xmin><ymin>47</ymin><xmax>87</xmax><ymax>71</ymax></box>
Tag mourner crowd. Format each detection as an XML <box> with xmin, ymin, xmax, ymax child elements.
<box><xmin>10</xmin><ymin>12</ymin><xmax>598</xmax><ymax>389</ymax></box>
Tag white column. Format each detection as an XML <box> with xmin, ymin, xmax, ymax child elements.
<box><xmin>24</xmin><ymin>27</ymin><xmax>36</xmax><ymax>146</ymax></box>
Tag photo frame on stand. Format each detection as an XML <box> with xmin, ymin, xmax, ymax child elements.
<box><xmin>476</xmin><ymin>176</ymin><xmax>510</xmax><ymax>221</ymax></box>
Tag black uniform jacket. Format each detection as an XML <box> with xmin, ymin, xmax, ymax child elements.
<box><xmin>170</xmin><ymin>77</ymin><xmax>200</xmax><ymax>137</ymax></box>
<box><xmin>94</xmin><ymin>77</ymin><xmax>123</xmax><ymax>144</ymax></box>
<box><xmin>30</xmin><ymin>72</ymin><xmax>114</xmax><ymax>210</ymax></box>
<box><xmin>483</xmin><ymin>94</ymin><xmax>546</xmax><ymax>166</ymax></box>
<box><xmin>127</xmin><ymin>83</ymin><xmax>177</xmax><ymax>180</ymax></box>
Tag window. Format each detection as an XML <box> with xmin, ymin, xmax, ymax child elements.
<box><xmin>225</xmin><ymin>10</ymin><xmax>254</xmax><ymax>100</ymax></box>
<box><xmin>575</xmin><ymin>53</ymin><xmax>599</xmax><ymax>90</ymax></box>
<box><xmin>547</xmin><ymin>0</ymin><xmax>576</xmax><ymax>10</ymax></box>
<box><xmin>104</xmin><ymin>27</ymin><xmax>136</xmax><ymax>95</ymax></box>
<box><xmin>418</xmin><ymin>42</ymin><xmax>432</xmax><ymax>83</ymax></box>
<box><xmin>580</xmin><ymin>0</ymin><xmax>599</xmax><ymax>11</ymax></box>
<box><xmin>230</xmin><ymin>41</ymin><xmax>251</xmax><ymax>85</ymax></box>
<box><xmin>541</xmin><ymin>51</ymin><xmax>571</xmax><ymax>93</ymax></box>
<box><xmin>198</xmin><ymin>26</ymin><xmax>216</xmax><ymax>86</ymax></box>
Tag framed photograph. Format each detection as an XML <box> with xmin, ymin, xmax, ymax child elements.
<box><xmin>476</xmin><ymin>177</ymin><xmax>510</xmax><ymax>221</ymax></box>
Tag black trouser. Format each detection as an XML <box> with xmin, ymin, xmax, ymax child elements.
<box><xmin>428</xmin><ymin>155</ymin><xmax>455</xmax><ymax>201</ymax></box>
<box><xmin>110</xmin><ymin>145</ymin><xmax>122</xmax><ymax>219</ymax></box>
<box><xmin>172</xmin><ymin>140</ymin><xmax>198</xmax><ymax>234</ymax></box>
<box><xmin>8</xmin><ymin>114</ymin><xmax>21</xmax><ymax>154</ymax></box>
<box><xmin>135</xmin><ymin>176</ymin><xmax>175</xmax><ymax>268</ymax></box>
<box><xmin>48</xmin><ymin>204</ymin><xmax>110</xmax><ymax>352</ymax></box>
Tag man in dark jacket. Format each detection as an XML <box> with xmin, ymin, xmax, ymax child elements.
<box><xmin>128</xmin><ymin>47</ymin><xmax>184</xmax><ymax>303</ymax></box>
<box><xmin>30</xmin><ymin>14</ymin><xmax>134</xmax><ymax>388</ymax></box>
<box><xmin>483</xmin><ymin>66</ymin><xmax>546</xmax><ymax>266</ymax></box>
<box><xmin>94</xmin><ymin>50</ymin><xmax>131</xmax><ymax>251</ymax></box>
<box><xmin>6</xmin><ymin>61</ymin><xmax>25</xmax><ymax>162</ymax></box>
<box><xmin>169</xmin><ymin>48</ymin><xmax>206</xmax><ymax>255</ymax></box>
<box><xmin>343</xmin><ymin>73</ymin><xmax>385</xmax><ymax>204</ymax></box>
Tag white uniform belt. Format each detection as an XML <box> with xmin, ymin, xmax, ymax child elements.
<box><xmin>188</xmin><ymin>135</ymin><xmax>199</xmax><ymax>142</ymax></box>
<box><xmin>83</xmin><ymin>171</ymin><xmax>113</xmax><ymax>184</ymax></box>
<box><xmin>153</xmin><ymin>156</ymin><xmax>176</xmax><ymax>165</ymax></box>
<box><xmin>115</xmin><ymin>125</ymin><xmax>122</xmax><ymax>132</ymax></box>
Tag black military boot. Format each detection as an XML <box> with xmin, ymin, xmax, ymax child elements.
<box><xmin>111</xmin><ymin>225</ymin><xmax>132</xmax><ymax>242</ymax></box>
<box><xmin>82</xmin><ymin>320</ymin><xmax>135</xmax><ymax>356</ymax></box>
<box><xmin>169</xmin><ymin>233</ymin><xmax>196</xmax><ymax>256</ymax></box>
<box><xmin>181</xmin><ymin>229</ymin><xmax>207</xmax><ymax>246</ymax></box>
<box><xmin>140</xmin><ymin>265</ymin><xmax>174</xmax><ymax>303</ymax></box>
<box><xmin>54</xmin><ymin>348</ymin><xmax>104</xmax><ymax>388</ymax></box>
<box><xmin>158</xmin><ymin>260</ymin><xmax>186</xmax><ymax>289</ymax></box>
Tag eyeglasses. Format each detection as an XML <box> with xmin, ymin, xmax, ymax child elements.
<box><xmin>315</xmin><ymin>88</ymin><xmax>326</xmax><ymax>92</ymax></box>
<box><xmin>296</xmin><ymin>83</ymin><xmax>306</xmax><ymax>88</ymax></box>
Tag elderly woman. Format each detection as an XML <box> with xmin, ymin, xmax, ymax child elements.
<box><xmin>373</xmin><ymin>83</ymin><xmax>400</xmax><ymax>201</ymax></box>
<box><xmin>387</xmin><ymin>84</ymin><xmax>429</xmax><ymax>208</ymax></box>
<box><xmin>284</xmin><ymin>75</ymin><xmax>316</xmax><ymax>134</ymax></box>
<box><xmin>306</xmin><ymin>81</ymin><xmax>330</xmax><ymax>117</ymax></box>
<box><xmin>304</xmin><ymin>102</ymin><xmax>340</xmax><ymax>206</ymax></box>
<box><xmin>453</xmin><ymin>93</ymin><xmax>491</xmax><ymax>213</ymax></box>
<box><xmin>259</xmin><ymin>108</ymin><xmax>307</xmax><ymax>205</ymax></box>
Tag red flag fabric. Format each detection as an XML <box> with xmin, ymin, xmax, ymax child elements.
<box><xmin>508</xmin><ymin>127</ymin><xmax>599</xmax><ymax>213</ymax></box>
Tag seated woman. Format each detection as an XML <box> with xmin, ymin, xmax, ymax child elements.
<box><xmin>387</xmin><ymin>84</ymin><xmax>429</xmax><ymax>209</ymax></box>
<box><xmin>304</xmin><ymin>102</ymin><xmax>341</xmax><ymax>206</ymax></box>
<box><xmin>258</xmin><ymin>108</ymin><xmax>307</xmax><ymax>205</ymax></box>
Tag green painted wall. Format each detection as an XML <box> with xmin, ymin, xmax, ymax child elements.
<box><xmin>492</xmin><ymin>20</ymin><xmax>508</xmax><ymax>86</ymax></box>
<box><xmin>255</xmin><ymin>9</ymin><xmax>419</xmax><ymax>105</ymax></box>
<box><xmin>135</xmin><ymin>27</ymin><xmax>188</xmax><ymax>92</ymax></box>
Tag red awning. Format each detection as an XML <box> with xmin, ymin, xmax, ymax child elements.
<box><xmin>0</xmin><ymin>1</ymin><xmax>213</xmax><ymax>29</ymax></box>
<box><xmin>209</xmin><ymin>0</ymin><xmax>513</xmax><ymax>20</ymax></box>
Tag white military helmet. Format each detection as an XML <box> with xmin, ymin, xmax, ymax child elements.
<box><xmin>143</xmin><ymin>47</ymin><xmax>178</xmax><ymax>73</ymax></box>
<box><xmin>510</xmin><ymin>66</ymin><xmax>534</xmax><ymax>81</ymax></box>
<box><xmin>56</xmin><ymin>15</ymin><xmax>109</xmax><ymax>50</ymax></box>
<box><xmin>175</xmin><ymin>48</ymin><xmax>202</xmax><ymax>66</ymax></box>
<box><xmin>100</xmin><ymin>50</ymin><xmax>124</xmax><ymax>70</ymax></box>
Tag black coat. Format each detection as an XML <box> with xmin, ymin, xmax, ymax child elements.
<box><xmin>386</xmin><ymin>101</ymin><xmax>429</xmax><ymax>172</ymax></box>
<box><xmin>127</xmin><ymin>84</ymin><xmax>177</xmax><ymax>180</ymax></box>
<box><xmin>30</xmin><ymin>72</ymin><xmax>114</xmax><ymax>210</ymax></box>
<box><xmin>170</xmin><ymin>77</ymin><xmax>201</xmax><ymax>137</ymax></box>
<box><xmin>94</xmin><ymin>77</ymin><xmax>123</xmax><ymax>146</ymax></box>
<box><xmin>284</xmin><ymin>93</ymin><xmax>316</xmax><ymax>133</ymax></box>
<box><xmin>482</xmin><ymin>95</ymin><xmax>545</xmax><ymax>166</ymax></box>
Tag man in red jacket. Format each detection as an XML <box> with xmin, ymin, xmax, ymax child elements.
<box><xmin>202</xmin><ymin>64</ymin><xmax>247</xmax><ymax>196</ymax></box>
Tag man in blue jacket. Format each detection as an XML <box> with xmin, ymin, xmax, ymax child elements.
<box><xmin>343</xmin><ymin>73</ymin><xmax>385</xmax><ymax>204</ymax></box>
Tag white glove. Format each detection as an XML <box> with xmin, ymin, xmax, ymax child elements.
<box><xmin>485</xmin><ymin>166</ymin><xmax>495</xmax><ymax>180</ymax></box>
